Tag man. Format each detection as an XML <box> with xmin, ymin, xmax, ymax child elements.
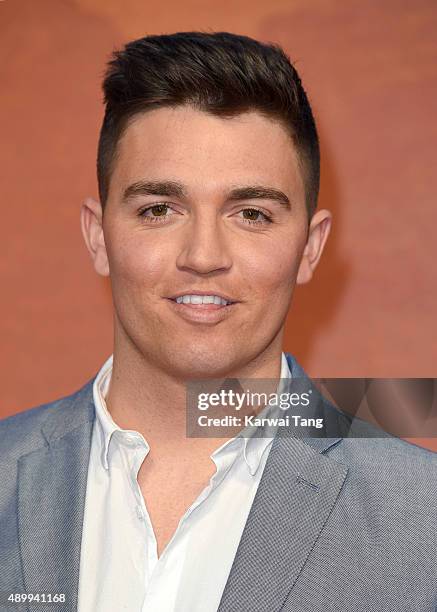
<box><xmin>1</xmin><ymin>32</ymin><xmax>436</xmax><ymax>612</ymax></box>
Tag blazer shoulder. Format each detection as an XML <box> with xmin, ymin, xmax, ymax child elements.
<box><xmin>319</xmin><ymin>392</ymin><xmax>437</xmax><ymax>468</ymax></box>
<box><xmin>0</xmin><ymin>378</ymin><xmax>96</xmax><ymax>460</ymax></box>
<box><xmin>337</xmin><ymin>434</ymin><xmax>437</xmax><ymax>483</ymax></box>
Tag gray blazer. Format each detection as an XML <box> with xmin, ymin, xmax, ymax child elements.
<box><xmin>1</xmin><ymin>353</ymin><xmax>437</xmax><ymax>612</ymax></box>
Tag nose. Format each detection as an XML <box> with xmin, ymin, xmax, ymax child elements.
<box><xmin>176</xmin><ymin>214</ymin><xmax>233</xmax><ymax>275</ymax></box>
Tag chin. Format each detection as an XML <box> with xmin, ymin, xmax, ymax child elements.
<box><xmin>162</xmin><ymin>345</ymin><xmax>242</xmax><ymax>381</ymax></box>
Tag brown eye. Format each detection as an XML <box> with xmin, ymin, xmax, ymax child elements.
<box><xmin>138</xmin><ymin>202</ymin><xmax>177</xmax><ymax>223</ymax></box>
<box><xmin>242</xmin><ymin>209</ymin><xmax>261</xmax><ymax>220</ymax></box>
<box><xmin>151</xmin><ymin>204</ymin><xmax>168</xmax><ymax>216</ymax></box>
<box><xmin>239</xmin><ymin>208</ymin><xmax>272</xmax><ymax>224</ymax></box>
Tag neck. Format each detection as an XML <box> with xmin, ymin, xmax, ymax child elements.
<box><xmin>105</xmin><ymin>335</ymin><xmax>284</xmax><ymax>456</ymax></box>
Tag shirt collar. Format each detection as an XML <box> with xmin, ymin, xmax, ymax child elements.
<box><xmin>239</xmin><ymin>352</ymin><xmax>292</xmax><ymax>475</ymax></box>
<box><xmin>92</xmin><ymin>354</ymin><xmax>118</xmax><ymax>470</ymax></box>
<box><xmin>92</xmin><ymin>352</ymin><xmax>292</xmax><ymax>474</ymax></box>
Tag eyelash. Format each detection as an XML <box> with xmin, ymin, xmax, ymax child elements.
<box><xmin>137</xmin><ymin>203</ymin><xmax>273</xmax><ymax>225</ymax></box>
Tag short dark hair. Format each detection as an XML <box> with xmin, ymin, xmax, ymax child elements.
<box><xmin>97</xmin><ymin>31</ymin><xmax>320</xmax><ymax>217</ymax></box>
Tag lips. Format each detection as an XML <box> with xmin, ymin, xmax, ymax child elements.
<box><xmin>168</xmin><ymin>291</ymin><xmax>238</xmax><ymax>305</ymax></box>
<box><xmin>164</xmin><ymin>291</ymin><xmax>241</xmax><ymax>327</ymax></box>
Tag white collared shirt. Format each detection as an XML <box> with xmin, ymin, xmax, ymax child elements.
<box><xmin>77</xmin><ymin>353</ymin><xmax>292</xmax><ymax>612</ymax></box>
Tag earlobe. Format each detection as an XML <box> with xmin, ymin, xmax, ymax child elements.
<box><xmin>296</xmin><ymin>210</ymin><xmax>332</xmax><ymax>285</ymax></box>
<box><xmin>80</xmin><ymin>197</ymin><xmax>110</xmax><ymax>277</ymax></box>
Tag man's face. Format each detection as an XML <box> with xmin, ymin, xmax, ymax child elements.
<box><xmin>83</xmin><ymin>106</ymin><xmax>330</xmax><ymax>379</ymax></box>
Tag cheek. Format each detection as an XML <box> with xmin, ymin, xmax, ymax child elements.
<box><xmin>241</xmin><ymin>239</ymin><xmax>304</xmax><ymax>298</ymax></box>
<box><xmin>106</xmin><ymin>231</ymin><xmax>168</xmax><ymax>294</ymax></box>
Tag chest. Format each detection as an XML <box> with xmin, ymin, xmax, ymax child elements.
<box><xmin>137</xmin><ymin>457</ymin><xmax>216</xmax><ymax>556</ymax></box>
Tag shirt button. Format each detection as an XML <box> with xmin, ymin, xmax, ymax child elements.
<box><xmin>136</xmin><ymin>506</ymin><xmax>144</xmax><ymax>521</ymax></box>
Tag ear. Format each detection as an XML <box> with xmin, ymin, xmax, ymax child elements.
<box><xmin>296</xmin><ymin>209</ymin><xmax>332</xmax><ymax>285</ymax></box>
<box><xmin>80</xmin><ymin>197</ymin><xmax>110</xmax><ymax>277</ymax></box>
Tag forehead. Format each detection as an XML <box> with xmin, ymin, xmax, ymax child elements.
<box><xmin>110</xmin><ymin>105</ymin><xmax>305</xmax><ymax>200</ymax></box>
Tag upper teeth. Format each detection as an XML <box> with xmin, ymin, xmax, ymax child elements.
<box><xmin>175</xmin><ymin>295</ymin><xmax>230</xmax><ymax>305</ymax></box>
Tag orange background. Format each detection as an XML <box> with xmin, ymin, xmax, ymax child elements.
<box><xmin>1</xmin><ymin>1</ymin><xmax>436</xmax><ymax>431</ymax></box>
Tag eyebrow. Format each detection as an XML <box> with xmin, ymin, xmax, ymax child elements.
<box><xmin>122</xmin><ymin>180</ymin><xmax>291</xmax><ymax>210</ymax></box>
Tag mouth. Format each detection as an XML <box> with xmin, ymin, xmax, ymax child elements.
<box><xmin>167</xmin><ymin>292</ymin><xmax>238</xmax><ymax>307</ymax></box>
<box><xmin>165</xmin><ymin>292</ymin><xmax>239</xmax><ymax>324</ymax></box>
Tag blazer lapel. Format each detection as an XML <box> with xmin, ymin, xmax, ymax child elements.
<box><xmin>217</xmin><ymin>434</ymin><xmax>348</xmax><ymax>612</ymax></box>
<box><xmin>17</xmin><ymin>382</ymin><xmax>95</xmax><ymax>612</ymax></box>
<box><xmin>218</xmin><ymin>356</ymin><xmax>350</xmax><ymax>612</ymax></box>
